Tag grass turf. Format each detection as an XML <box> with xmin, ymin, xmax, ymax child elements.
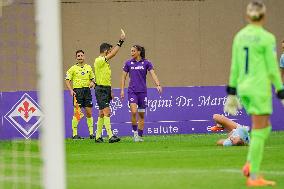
<box><xmin>1</xmin><ymin>132</ymin><xmax>284</xmax><ymax>189</ymax></box>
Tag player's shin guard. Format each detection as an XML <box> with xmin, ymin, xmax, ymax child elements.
<box><xmin>96</xmin><ymin>117</ymin><xmax>104</xmax><ymax>139</ymax></box>
<box><xmin>86</xmin><ymin>117</ymin><xmax>93</xmax><ymax>135</ymax></box>
<box><xmin>104</xmin><ymin>116</ymin><xmax>113</xmax><ymax>139</ymax></box>
<box><xmin>72</xmin><ymin>116</ymin><xmax>79</xmax><ymax>136</ymax></box>
<box><xmin>247</xmin><ymin>126</ymin><xmax>271</xmax><ymax>177</ymax></box>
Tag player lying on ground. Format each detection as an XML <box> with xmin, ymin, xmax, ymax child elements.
<box><xmin>211</xmin><ymin>114</ymin><xmax>250</xmax><ymax>146</ymax></box>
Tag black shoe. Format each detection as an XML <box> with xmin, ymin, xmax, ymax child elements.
<box><xmin>109</xmin><ymin>135</ymin><xmax>120</xmax><ymax>143</ymax></box>
<box><xmin>95</xmin><ymin>137</ymin><xmax>104</xmax><ymax>143</ymax></box>
<box><xmin>72</xmin><ymin>135</ymin><xmax>84</xmax><ymax>140</ymax></box>
<box><xmin>90</xmin><ymin>134</ymin><xmax>95</xmax><ymax>139</ymax></box>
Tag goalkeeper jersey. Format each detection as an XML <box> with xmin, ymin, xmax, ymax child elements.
<box><xmin>65</xmin><ymin>63</ymin><xmax>95</xmax><ymax>88</ymax></box>
<box><xmin>229</xmin><ymin>24</ymin><xmax>283</xmax><ymax>97</ymax></box>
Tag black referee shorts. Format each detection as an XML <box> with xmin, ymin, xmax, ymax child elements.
<box><xmin>73</xmin><ymin>87</ymin><xmax>93</xmax><ymax>108</ymax></box>
<box><xmin>95</xmin><ymin>85</ymin><xmax>112</xmax><ymax>110</ymax></box>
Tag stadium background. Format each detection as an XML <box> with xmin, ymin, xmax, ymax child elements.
<box><xmin>1</xmin><ymin>0</ymin><xmax>284</xmax><ymax>91</ymax></box>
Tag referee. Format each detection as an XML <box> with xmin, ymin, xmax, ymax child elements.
<box><xmin>94</xmin><ymin>29</ymin><xmax>125</xmax><ymax>143</ymax></box>
<box><xmin>65</xmin><ymin>50</ymin><xmax>96</xmax><ymax>139</ymax></box>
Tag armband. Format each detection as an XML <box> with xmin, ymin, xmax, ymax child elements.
<box><xmin>117</xmin><ymin>39</ymin><xmax>124</xmax><ymax>47</ymax></box>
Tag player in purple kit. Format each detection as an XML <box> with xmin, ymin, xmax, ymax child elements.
<box><xmin>120</xmin><ymin>45</ymin><xmax>162</xmax><ymax>142</ymax></box>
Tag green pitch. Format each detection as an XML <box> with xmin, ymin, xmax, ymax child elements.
<box><xmin>1</xmin><ymin>132</ymin><xmax>284</xmax><ymax>189</ymax></box>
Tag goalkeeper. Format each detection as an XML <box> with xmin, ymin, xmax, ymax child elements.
<box><xmin>224</xmin><ymin>1</ymin><xmax>284</xmax><ymax>187</ymax></box>
<box><xmin>65</xmin><ymin>50</ymin><xmax>96</xmax><ymax>140</ymax></box>
<box><xmin>211</xmin><ymin>114</ymin><xmax>250</xmax><ymax>146</ymax></box>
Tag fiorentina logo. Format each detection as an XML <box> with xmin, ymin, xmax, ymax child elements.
<box><xmin>4</xmin><ymin>93</ymin><xmax>44</xmax><ymax>139</ymax></box>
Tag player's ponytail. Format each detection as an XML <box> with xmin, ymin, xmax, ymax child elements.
<box><xmin>133</xmin><ymin>45</ymin><xmax>146</xmax><ymax>59</ymax></box>
<box><xmin>246</xmin><ymin>1</ymin><xmax>266</xmax><ymax>22</ymax></box>
<box><xmin>140</xmin><ymin>46</ymin><xmax>145</xmax><ymax>59</ymax></box>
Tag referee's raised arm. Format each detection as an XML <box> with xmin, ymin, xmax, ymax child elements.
<box><xmin>105</xmin><ymin>29</ymin><xmax>126</xmax><ymax>61</ymax></box>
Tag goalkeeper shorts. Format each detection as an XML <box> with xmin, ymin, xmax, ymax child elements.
<box><xmin>239</xmin><ymin>94</ymin><xmax>272</xmax><ymax>115</ymax></box>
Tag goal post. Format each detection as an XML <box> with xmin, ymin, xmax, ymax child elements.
<box><xmin>35</xmin><ymin>0</ymin><xmax>66</xmax><ymax>189</ymax></box>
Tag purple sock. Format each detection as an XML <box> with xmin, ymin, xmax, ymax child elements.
<box><xmin>138</xmin><ymin>129</ymin><xmax>143</xmax><ymax>137</ymax></box>
<box><xmin>132</xmin><ymin>125</ymin><xmax>138</xmax><ymax>131</ymax></box>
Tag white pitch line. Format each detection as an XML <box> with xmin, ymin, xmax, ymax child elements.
<box><xmin>67</xmin><ymin>168</ymin><xmax>284</xmax><ymax>178</ymax></box>
<box><xmin>67</xmin><ymin>169</ymin><xmax>221</xmax><ymax>178</ymax></box>
<box><xmin>69</xmin><ymin>148</ymin><xmax>233</xmax><ymax>157</ymax></box>
<box><xmin>69</xmin><ymin>146</ymin><xmax>281</xmax><ymax>157</ymax></box>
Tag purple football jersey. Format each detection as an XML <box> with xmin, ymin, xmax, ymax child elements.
<box><xmin>123</xmin><ymin>58</ymin><xmax>153</xmax><ymax>92</ymax></box>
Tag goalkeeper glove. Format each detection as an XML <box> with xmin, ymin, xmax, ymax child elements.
<box><xmin>224</xmin><ymin>95</ymin><xmax>242</xmax><ymax>116</ymax></box>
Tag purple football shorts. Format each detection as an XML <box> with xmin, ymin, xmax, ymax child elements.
<box><xmin>128</xmin><ymin>91</ymin><xmax>147</xmax><ymax>110</ymax></box>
